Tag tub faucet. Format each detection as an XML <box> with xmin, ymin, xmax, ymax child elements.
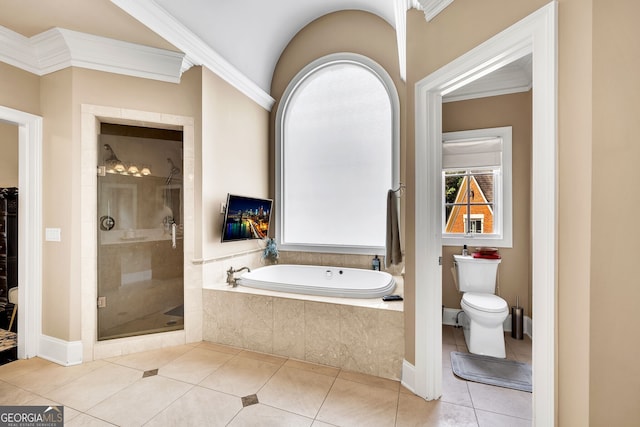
<box><xmin>226</xmin><ymin>266</ymin><xmax>250</xmax><ymax>287</ymax></box>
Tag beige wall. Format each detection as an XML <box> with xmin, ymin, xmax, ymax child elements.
<box><xmin>591</xmin><ymin>0</ymin><xmax>640</xmax><ymax>424</ymax></box>
<box><xmin>557</xmin><ymin>0</ymin><xmax>592</xmax><ymax>424</ymax></box>
<box><xmin>0</xmin><ymin>62</ymin><xmax>40</xmax><ymax>114</ymax></box>
<box><xmin>270</xmin><ymin>10</ymin><xmax>407</xmax><ymax>244</ymax></box>
<box><xmin>201</xmin><ymin>68</ymin><xmax>270</xmax><ymax>260</ymax></box>
<box><xmin>0</xmin><ymin>62</ymin><xmax>39</xmax><ymax>189</ymax></box>
<box><xmin>441</xmin><ymin>92</ymin><xmax>532</xmax><ymax>314</ymax></box>
<box><xmin>0</xmin><ymin>122</ymin><xmax>18</xmax><ymax>187</ymax></box>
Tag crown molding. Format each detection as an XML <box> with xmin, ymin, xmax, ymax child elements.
<box><xmin>0</xmin><ymin>26</ymin><xmax>40</xmax><ymax>74</ymax></box>
<box><xmin>414</xmin><ymin>0</ymin><xmax>454</xmax><ymax>21</ymax></box>
<box><xmin>0</xmin><ymin>25</ymin><xmax>185</xmax><ymax>83</ymax></box>
<box><xmin>111</xmin><ymin>0</ymin><xmax>276</xmax><ymax>111</ymax></box>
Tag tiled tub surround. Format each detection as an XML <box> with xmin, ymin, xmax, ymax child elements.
<box><xmin>203</xmin><ymin>277</ymin><xmax>404</xmax><ymax>380</ymax></box>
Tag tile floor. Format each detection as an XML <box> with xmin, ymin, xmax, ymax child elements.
<box><xmin>0</xmin><ymin>326</ymin><xmax>531</xmax><ymax>426</ymax></box>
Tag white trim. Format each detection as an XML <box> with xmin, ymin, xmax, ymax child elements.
<box><xmin>414</xmin><ymin>3</ymin><xmax>556</xmax><ymax>426</ymax></box>
<box><xmin>110</xmin><ymin>0</ymin><xmax>275</xmax><ymax>111</ymax></box>
<box><xmin>0</xmin><ymin>26</ymin><xmax>40</xmax><ymax>74</ymax></box>
<box><xmin>394</xmin><ymin>0</ymin><xmax>409</xmax><ymax>81</ymax></box>
<box><xmin>0</xmin><ymin>106</ymin><xmax>43</xmax><ymax>361</ymax></box>
<box><xmin>415</xmin><ymin>0</ymin><xmax>455</xmax><ymax>22</ymax></box>
<box><xmin>443</xmin><ymin>55</ymin><xmax>533</xmax><ymax>103</ymax></box>
<box><xmin>38</xmin><ymin>335</ymin><xmax>83</xmax><ymax>366</ymax></box>
<box><xmin>275</xmin><ymin>53</ymin><xmax>400</xmax><ymax>255</ymax></box>
<box><xmin>0</xmin><ymin>25</ymin><xmax>185</xmax><ymax>83</ymax></box>
<box><xmin>401</xmin><ymin>359</ymin><xmax>416</xmax><ymax>393</ymax></box>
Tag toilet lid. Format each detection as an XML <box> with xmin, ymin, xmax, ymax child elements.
<box><xmin>462</xmin><ymin>293</ymin><xmax>508</xmax><ymax>313</ymax></box>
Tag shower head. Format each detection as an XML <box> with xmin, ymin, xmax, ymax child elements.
<box><xmin>166</xmin><ymin>158</ymin><xmax>181</xmax><ymax>184</ymax></box>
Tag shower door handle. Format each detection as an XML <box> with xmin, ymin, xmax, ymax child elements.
<box><xmin>171</xmin><ymin>222</ymin><xmax>177</xmax><ymax>249</ymax></box>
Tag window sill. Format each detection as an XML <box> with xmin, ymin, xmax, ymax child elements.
<box><xmin>442</xmin><ymin>235</ymin><xmax>512</xmax><ymax>249</ymax></box>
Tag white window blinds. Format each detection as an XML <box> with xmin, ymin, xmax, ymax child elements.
<box><xmin>442</xmin><ymin>137</ymin><xmax>502</xmax><ymax>169</ymax></box>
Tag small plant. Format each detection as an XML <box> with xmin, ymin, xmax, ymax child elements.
<box><xmin>262</xmin><ymin>238</ymin><xmax>279</xmax><ymax>264</ymax></box>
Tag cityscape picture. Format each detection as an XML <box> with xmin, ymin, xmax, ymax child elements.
<box><xmin>222</xmin><ymin>194</ymin><xmax>272</xmax><ymax>242</ymax></box>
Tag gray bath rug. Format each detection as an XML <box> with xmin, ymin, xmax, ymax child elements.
<box><xmin>450</xmin><ymin>351</ymin><xmax>532</xmax><ymax>392</ymax></box>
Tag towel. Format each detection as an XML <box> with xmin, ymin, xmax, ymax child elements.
<box><xmin>385</xmin><ymin>189</ymin><xmax>402</xmax><ymax>268</ymax></box>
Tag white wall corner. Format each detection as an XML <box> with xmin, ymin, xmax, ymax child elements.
<box><xmin>39</xmin><ymin>335</ymin><xmax>83</xmax><ymax>367</ymax></box>
<box><xmin>401</xmin><ymin>359</ymin><xmax>416</xmax><ymax>393</ymax></box>
<box><xmin>414</xmin><ymin>0</ymin><xmax>455</xmax><ymax>22</ymax></box>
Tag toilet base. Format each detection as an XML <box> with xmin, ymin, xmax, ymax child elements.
<box><xmin>460</xmin><ymin>312</ymin><xmax>506</xmax><ymax>358</ymax></box>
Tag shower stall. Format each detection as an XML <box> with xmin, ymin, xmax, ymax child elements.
<box><xmin>96</xmin><ymin>124</ymin><xmax>184</xmax><ymax>340</ymax></box>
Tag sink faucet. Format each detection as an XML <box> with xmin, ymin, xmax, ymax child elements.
<box><xmin>226</xmin><ymin>266</ymin><xmax>250</xmax><ymax>287</ymax></box>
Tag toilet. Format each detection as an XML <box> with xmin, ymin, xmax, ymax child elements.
<box><xmin>453</xmin><ymin>254</ymin><xmax>508</xmax><ymax>358</ymax></box>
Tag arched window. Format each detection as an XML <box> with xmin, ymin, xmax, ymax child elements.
<box><xmin>276</xmin><ymin>53</ymin><xmax>399</xmax><ymax>253</ymax></box>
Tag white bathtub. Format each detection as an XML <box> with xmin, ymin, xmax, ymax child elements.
<box><xmin>238</xmin><ymin>264</ymin><xmax>396</xmax><ymax>299</ymax></box>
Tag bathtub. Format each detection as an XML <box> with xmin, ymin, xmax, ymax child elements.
<box><xmin>237</xmin><ymin>264</ymin><xmax>396</xmax><ymax>298</ymax></box>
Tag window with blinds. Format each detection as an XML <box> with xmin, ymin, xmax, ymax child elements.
<box><xmin>442</xmin><ymin>127</ymin><xmax>513</xmax><ymax>247</ymax></box>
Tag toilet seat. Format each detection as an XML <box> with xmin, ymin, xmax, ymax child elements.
<box><xmin>462</xmin><ymin>292</ymin><xmax>507</xmax><ymax>313</ymax></box>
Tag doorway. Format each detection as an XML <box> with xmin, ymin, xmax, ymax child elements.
<box><xmin>96</xmin><ymin>124</ymin><xmax>184</xmax><ymax>340</ymax></box>
<box><xmin>80</xmin><ymin>105</ymin><xmax>197</xmax><ymax>361</ymax></box>
<box><xmin>0</xmin><ymin>106</ymin><xmax>43</xmax><ymax>361</ymax></box>
<box><xmin>411</xmin><ymin>3</ymin><xmax>557</xmax><ymax>425</ymax></box>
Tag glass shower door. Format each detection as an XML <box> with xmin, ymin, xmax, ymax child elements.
<box><xmin>97</xmin><ymin>130</ymin><xmax>183</xmax><ymax>340</ymax></box>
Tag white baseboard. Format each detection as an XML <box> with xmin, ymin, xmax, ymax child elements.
<box><xmin>39</xmin><ymin>334</ymin><xmax>83</xmax><ymax>366</ymax></box>
<box><xmin>442</xmin><ymin>306</ymin><xmax>533</xmax><ymax>338</ymax></box>
<box><xmin>401</xmin><ymin>359</ymin><xmax>416</xmax><ymax>394</ymax></box>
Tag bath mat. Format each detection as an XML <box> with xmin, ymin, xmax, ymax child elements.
<box><xmin>0</xmin><ymin>329</ymin><xmax>17</xmax><ymax>353</ymax></box>
<box><xmin>164</xmin><ymin>305</ymin><xmax>184</xmax><ymax>317</ymax></box>
<box><xmin>450</xmin><ymin>351</ymin><xmax>532</xmax><ymax>392</ymax></box>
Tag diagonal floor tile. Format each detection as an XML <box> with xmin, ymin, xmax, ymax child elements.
<box><xmin>86</xmin><ymin>375</ymin><xmax>192</xmax><ymax>426</ymax></box>
<box><xmin>0</xmin><ymin>380</ymin><xmax>41</xmax><ymax>405</ymax></box>
<box><xmin>45</xmin><ymin>363</ymin><xmax>141</xmax><ymax>412</ymax></box>
<box><xmin>476</xmin><ymin>409</ymin><xmax>531</xmax><ymax>427</ymax></box>
<box><xmin>107</xmin><ymin>345</ymin><xmax>193</xmax><ymax>371</ymax></box>
<box><xmin>316</xmin><ymin>378</ymin><xmax>398</xmax><ymax>427</ymax></box>
<box><xmin>9</xmin><ymin>360</ymin><xmax>107</xmax><ymax>395</ymax></box>
<box><xmin>159</xmin><ymin>347</ymin><xmax>234</xmax><ymax>384</ymax></box>
<box><xmin>468</xmin><ymin>381</ymin><xmax>532</xmax><ymax>419</ymax></box>
<box><xmin>258</xmin><ymin>365</ymin><xmax>335</xmax><ymax>418</ymax></box>
<box><xmin>228</xmin><ymin>403</ymin><xmax>313</xmax><ymax>427</ymax></box>
<box><xmin>0</xmin><ymin>357</ymin><xmax>52</xmax><ymax>383</ymax></box>
<box><xmin>146</xmin><ymin>386</ymin><xmax>242</xmax><ymax>426</ymax></box>
<box><xmin>396</xmin><ymin>392</ymin><xmax>478</xmax><ymax>427</ymax></box>
<box><xmin>199</xmin><ymin>355</ymin><xmax>280</xmax><ymax>397</ymax></box>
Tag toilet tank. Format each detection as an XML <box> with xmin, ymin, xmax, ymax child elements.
<box><xmin>452</xmin><ymin>254</ymin><xmax>502</xmax><ymax>293</ymax></box>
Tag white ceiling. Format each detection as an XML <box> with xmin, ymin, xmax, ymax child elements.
<box><xmin>153</xmin><ymin>0</ymin><xmax>397</xmax><ymax>92</ymax></box>
<box><xmin>0</xmin><ymin>0</ymin><xmax>532</xmax><ymax>109</ymax></box>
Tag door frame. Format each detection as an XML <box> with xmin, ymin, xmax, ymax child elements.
<box><xmin>412</xmin><ymin>2</ymin><xmax>557</xmax><ymax>425</ymax></box>
<box><xmin>80</xmin><ymin>105</ymin><xmax>197</xmax><ymax>361</ymax></box>
<box><xmin>0</xmin><ymin>105</ymin><xmax>43</xmax><ymax>360</ymax></box>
